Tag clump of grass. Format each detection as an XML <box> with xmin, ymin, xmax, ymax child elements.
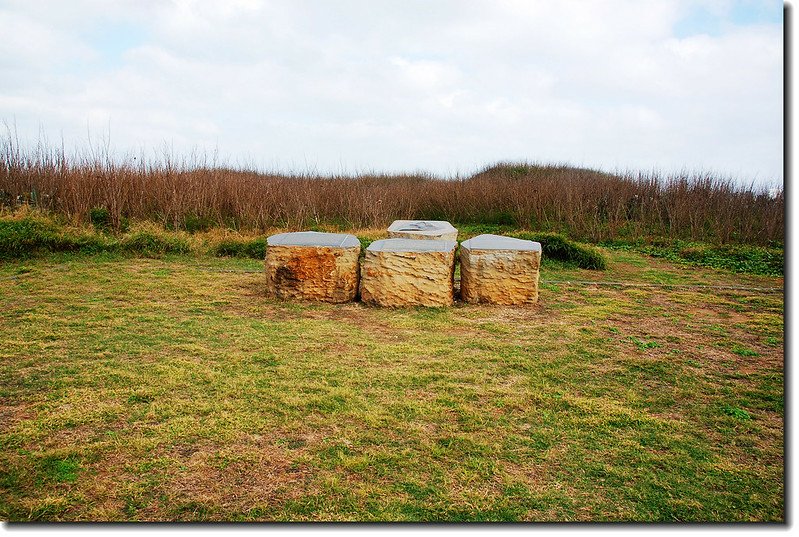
<box><xmin>0</xmin><ymin>214</ymin><xmax>110</xmax><ymax>259</ymax></box>
<box><xmin>357</xmin><ymin>236</ymin><xmax>375</xmax><ymax>253</ymax></box>
<box><xmin>0</xmin><ymin>216</ymin><xmax>61</xmax><ymax>259</ymax></box>
<box><xmin>120</xmin><ymin>227</ymin><xmax>191</xmax><ymax>256</ymax></box>
<box><xmin>512</xmin><ymin>232</ymin><xmax>607</xmax><ymax>270</ymax></box>
<box><xmin>731</xmin><ymin>346</ymin><xmax>759</xmax><ymax>357</ymax></box>
<box><xmin>38</xmin><ymin>456</ymin><xmax>81</xmax><ymax>484</ymax></box>
<box><xmin>721</xmin><ymin>404</ymin><xmax>752</xmax><ymax>421</ymax></box>
<box><xmin>0</xmin><ymin>213</ymin><xmax>189</xmax><ymax>259</ymax></box>
<box><xmin>89</xmin><ymin>207</ymin><xmax>112</xmax><ymax>232</ymax></box>
<box><xmin>629</xmin><ymin>336</ymin><xmax>661</xmax><ymax>350</ymax></box>
<box><xmin>213</xmin><ymin>237</ymin><xmax>267</xmax><ymax>259</ymax></box>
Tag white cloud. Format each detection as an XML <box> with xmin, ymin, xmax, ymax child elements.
<box><xmin>0</xmin><ymin>0</ymin><xmax>783</xmax><ymax>185</ymax></box>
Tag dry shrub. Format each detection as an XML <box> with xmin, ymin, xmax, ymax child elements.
<box><xmin>0</xmin><ymin>135</ymin><xmax>783</xmax><ymax>245</ymax></box>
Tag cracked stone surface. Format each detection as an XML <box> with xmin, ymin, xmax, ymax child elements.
<box><xmin>459</xmin><ymin>234</ymin><xmax>542</xmax><ymax>305</ymax></box>
<box><xmin>387</xmin><ymin>220</ymin><xmax>458</xmax><ymax>241</ymax></box>
<box><xmin>360</xmin><ymin>238</ymin><xmax>457</xmax><ymax>307</ymax></box>
<box><xmin>265</xmin><ymin>232</ymin><xmax>361</xmax><ymax>303</ymax></box>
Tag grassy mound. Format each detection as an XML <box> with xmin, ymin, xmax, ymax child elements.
<box><xmin>0</xmin><ymin>217</ymin><xmax>107</xmax><ymax>259</ymax></box>
<box><xmin>119</xmin><ymin>229</ymin><xmax>191</xmax><ymax>256</ymax></box>
<box><xmin>212</xmin><ymin>237</ymin><xmax>267</xmax><ymax>259</ymax></box>
<box><xmin>511</xmin><ymin>232</ymin><xmax>607</xmax><ymax>270</ymax></box>
<box><xmin>0</xmin><ymin>214</ymin><xmax>190</xmax><ymax>260</ymax></box>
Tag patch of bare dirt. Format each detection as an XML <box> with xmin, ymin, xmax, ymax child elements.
<box><xmin>0</xmin><ymin>400</ymin><xmax>36</xmax><ymax>433</ymax></box>
<box><xmin>161</xmin><ymin>439</ymin><xmax>311</xmax><ymax>520</ymax></box>
<box><xmin>80</xmin><ymin>434</ymin><xmax>316</xmax><ymax>521</ymax></box>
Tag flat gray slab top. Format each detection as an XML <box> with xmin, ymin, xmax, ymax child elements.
<box><xmin>368</xmin><ymin>238</ymin><xmax>457</xmax><ymax>253</ymax></box>
<box><xmin>388</xmin><ymin>220</ymin><xmax>457</xmax><ymax>234</ymax></box>
<box><xmin>267</xmin><ymin>231</ymin><xmax>360</xmax><ymax>248</ymax></box>
<box><xmin>461</xmin><ymin>234</ymin><xmax>541</xmax><ymax>252</ymax></box>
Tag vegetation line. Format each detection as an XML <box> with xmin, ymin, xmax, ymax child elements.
<box><xmin>1</xmin><ymin>132</ymin><xmax>783</xmax><ymax>245</ymax></box>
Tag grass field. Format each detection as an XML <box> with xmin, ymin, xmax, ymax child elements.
<box><xmin>0</xmin><ymin>239</ymin><xmax>784</xmax><ymax>522</ymax></box>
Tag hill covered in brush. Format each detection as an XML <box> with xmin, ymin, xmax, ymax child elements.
<box><xmin>0</xmin><ymin>137</ymin><xmax>782</xmax><ymax>246</ymax></box>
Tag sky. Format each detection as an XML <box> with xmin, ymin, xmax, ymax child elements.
<box><xmin>0</xmin><ymin>0</ymin><xmax>784</xmax><ymax>185</ymax></box>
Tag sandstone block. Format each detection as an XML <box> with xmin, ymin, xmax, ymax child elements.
<box><xmin>460</xmin><ymin>234</ymin><xmax>542</xmax><ymax>305</ymax></box>
<box><xmin>360</xmin><ymin>238</ymin><xmax>457</xmax><ymax>307</ymax></box>
<box><xmin>387</xmin><ymin>220</ymin><xmax>458</xmax><ymax>241</ymax></box>
<box><xmin>265</xmin><ymin>231</ymin><xmax>361</xmax><ymax>303</ymax></box>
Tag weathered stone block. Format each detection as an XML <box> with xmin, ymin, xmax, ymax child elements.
<box><xmin>265</xmin><ymin>231</ymin><xmax>361</xmax><ymax>303</ymax></box>
<box><xmin>460</xmin><ymin>234</ymin><xmax>542</xmax><ymax>305</ymax></box>
<box><xmin>360</xmin><ymin>238</ymin><xmax>457</xmax><ymax>307</ymax></box>
<box><xmin>387</xmin><ymin>220</ymin><xmax>458</xmax><ymax>241</ymax></box>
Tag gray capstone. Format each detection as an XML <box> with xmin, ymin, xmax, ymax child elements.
<box><xmin>387</xmin><ymin>220</ymin><xmax>457</xmax><ymax>236</ymax></box>
<box><xmin>266</xmin><ymin>231</ymin><xmax>360</xmax><ymax>248</ymax></box>
<box><xmin>460</xmin><ymin>234</ymin><xmax>541</xmax><ymax>252</ymax></box>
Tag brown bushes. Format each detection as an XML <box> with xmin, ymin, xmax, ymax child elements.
<box><xmin>0</xmin><ymin>136</ymin><xmax>783</xmax><ymax>245</ymax></box>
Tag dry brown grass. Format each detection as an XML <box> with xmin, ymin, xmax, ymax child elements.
<box><xmin>0</xmin><ymin>133</ymin><xmax>783</xmax><ymax>245</ymax></box>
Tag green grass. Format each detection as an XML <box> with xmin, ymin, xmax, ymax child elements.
<box><xmin>600</xmin><ymin>239</ymin><xmax>783</xmax><ymax>276</ymax></box>
<box><xmin>0</xmin><ymin>214</ymin><xmax>190</xmax><ymax>260</ymax></box>
<box><xmin>0</xmin><ymin>240</ymin><xmax>783</xmax><ymax>521</ymax></box>
<box><xmin>212</xmin><ymin>237</ymin><xmax>267</xmax><ymax>259</ymax></box>
<box><xmin>0</xmin><ymin>216</ymin><xmax>108</xmax><ymax>259</ymax></box>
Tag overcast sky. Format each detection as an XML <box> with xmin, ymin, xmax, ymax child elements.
<box><xmin>0</xmin><ymin>0</ymin><xmax>784</xmax><ymax>185</ymax></box>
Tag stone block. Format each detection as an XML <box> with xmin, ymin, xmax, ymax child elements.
<box><xmin>360</xmin><ymin>238</ymin><xmax>457</xmax><ymax>307</ymax></box>
<box><xmin>460</xmin><ymin>234</ymin><xmax>542</xmax><ymax>305</ymax></box>
<box><xmin>265</xmin><ymin>231</ymin><xmax>361</xmax><ymax>303</ymax></box>
<box><xmin>387</xmin><ymin>220</ymin><xmax>458</xmax><ymax>241</ymax></box>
